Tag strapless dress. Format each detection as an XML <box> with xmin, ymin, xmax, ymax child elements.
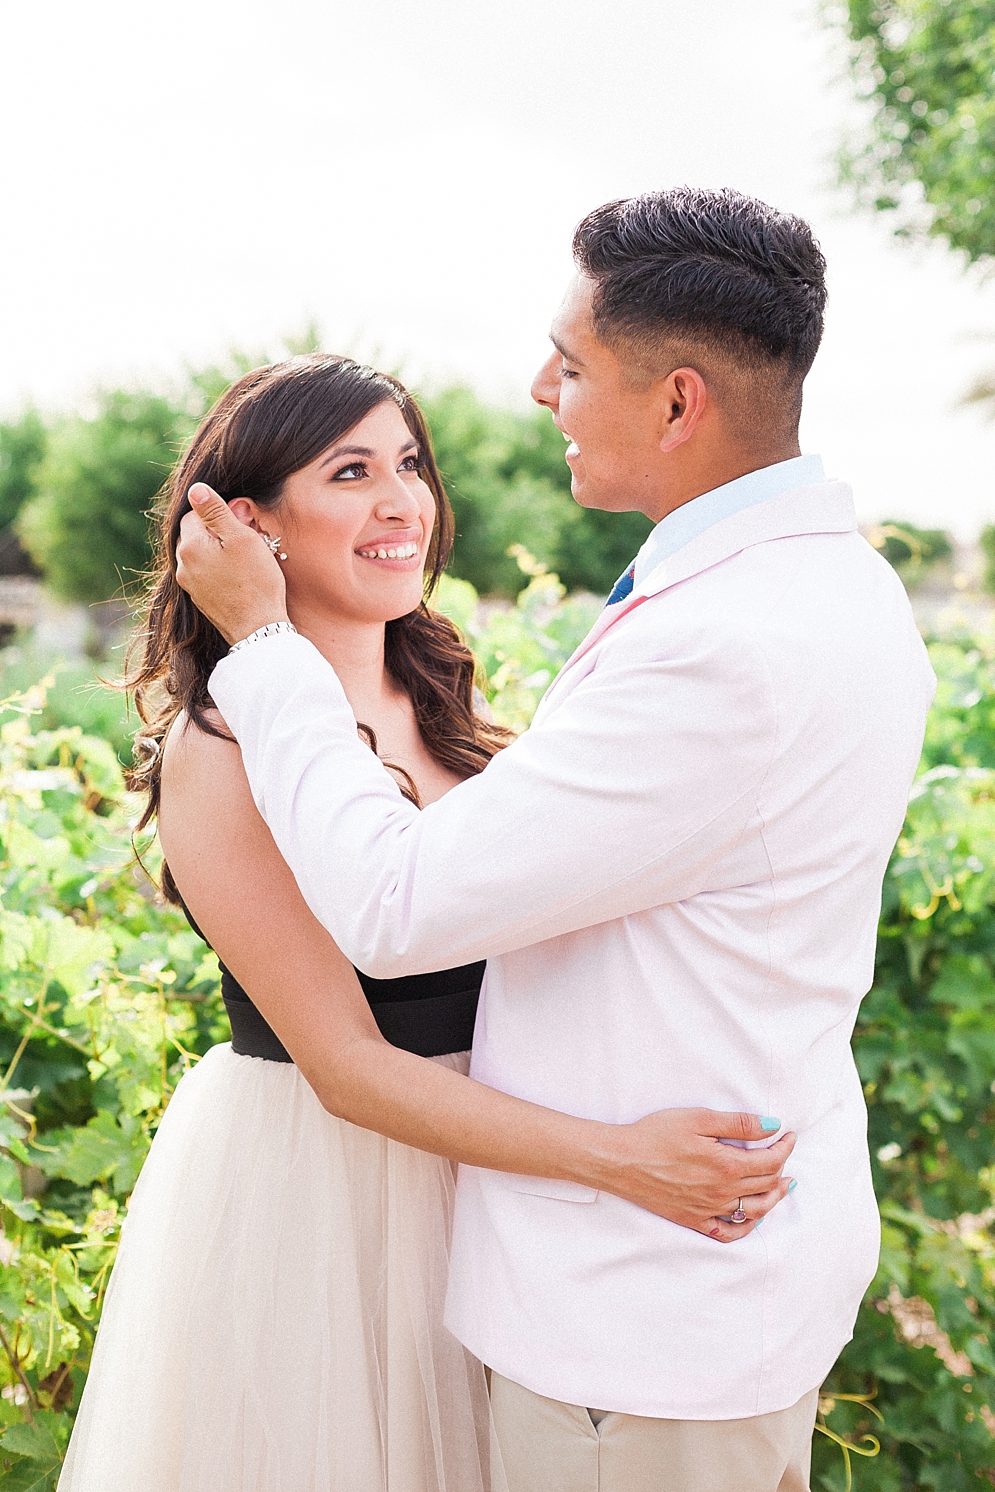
<box><xmin>60</xmin><ymin>906</ymin><xmax>501</xmax><ymax>1491</ymax></box>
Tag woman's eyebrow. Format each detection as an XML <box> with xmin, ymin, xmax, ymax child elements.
<box><xmin>320</xmin><ymin>444</ymin><xmax>375</xmax><ymax>467</ymax></box>
<box><xmin>319</xmin><ymin>439</ymin><xmax>419</xmax><ymax>469</ymax></box>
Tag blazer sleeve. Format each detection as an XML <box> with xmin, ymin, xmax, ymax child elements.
<box><xmin>208</xmin><ymin>623</ymin><xmax>776</xmax><ymax>976</ymax></box>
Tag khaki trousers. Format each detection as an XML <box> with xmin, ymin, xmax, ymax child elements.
<box><xmin>489</xmin><ymin>1372</ymin><xmax>818</xmax><ymax>1492</ymax></box>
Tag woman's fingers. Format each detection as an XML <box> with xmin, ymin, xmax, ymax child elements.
<box><xmin>735</xmin><ymin>1177</ymin><xmax>795</xmax><ymax>1221</ymax></box>
<box><xmin>696</xmin><ymin>1177</ymin><xmax>796</xmax><ymax>1242</ymax></box>
<box><xmin>613</xmin><ymin>1108</ymin><xmax>798</xmax><ymax>1225</ymax></box>
<box><xmin>723</xmin><ymin>1129</ymin><xmax>796</xmax><ymax>1170</ymax></box>
<box><xmin>693</xmin><ymin>1108</ymin><xmax>785</xmax><ymax>1144</ymax></box>
<box><xmin>704</xmin><ymin>1217</ymin><xmax>755</xmax><ymax>1242</ymax></box>
<box><xmin>715</xmin><ymin>1130</ymin><xmax>796</xmax><ymax>1190</ymax></box>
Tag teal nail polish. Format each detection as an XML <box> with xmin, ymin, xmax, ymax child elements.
<box><xmin>788</xmin><ymin>1179</ymin><xmax>797</xmax><ymax>1192</ymax></box>
<box><xmin>760</xmin><ymin>1117</ymin><xmax>781</xmax><ymax>1132</ymax></box>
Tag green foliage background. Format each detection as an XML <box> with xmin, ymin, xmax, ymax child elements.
<box><xmin>0</xmin><ymin>687</ymin><xmax>226</xmax><ymax>1487</ymax></box>
<box><xmin>0</xmin><ymin>416</ymin><xmax>46</xmax><ymax>538</ymax></box>
<box><xmin>0</xmin><ymin>337</ymin><xmax>992</xmax><ymax>1485</ymax></box>
<box><xmin>813</xmin><ymin>633</ymin><xmax>995</xmax><ymax>1490</ymax></box>
<box><xmin>840</xmin><ymin>1</ymin><xmax>995</xmax><ymax>263</ymax></box>
<box><xmin>17</xmin><ymin>394</ymin><xmax>185</xmax><ymax>606</ymax></box>
<box><xmin>0</xmin><ymin>581</ymin><xmax>986</xmax><ymax>1486</ymax></box>
<box><xmin>1</xmin><ymin>366</ymin><xmax>650</xmax><ymax>608</ymax></box>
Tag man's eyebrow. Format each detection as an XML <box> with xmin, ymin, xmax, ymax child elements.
<box><xmin>551</xmin><ymin>334</ymin><xmax>584</xmax><ymax>365</ymax></box>
<box><xmin>319</xmin><ymin>438</ymin><xmax>419</xmax><ymax>469</ymax></box>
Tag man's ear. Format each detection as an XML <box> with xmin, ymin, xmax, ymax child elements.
<box><xmin>227</xmin><ymin>498</ymin><xmax>264</xmax><ymax>529</ymax></box>
<box><xmin>657</xmin><ymin>367</ymin><xmax>708</xmax><ymax>454</ymax></box>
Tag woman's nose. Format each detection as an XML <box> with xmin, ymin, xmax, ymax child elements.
<box><xmin>375</xmin><ymin>475</ymin><xmax>423</xmax><ymax>520</ymax></box>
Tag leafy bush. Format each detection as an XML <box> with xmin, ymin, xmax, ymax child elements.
<box><xmin>813</xmin><ymin>631</ymin><xmax>995</xmax><ymax>1490</ymax></box>
<box><xmin>0</xmin><ymin>655</ymin><xmax>132</xmax><ymax>764</ymax></box>
<box><xmin>17</xmin><ymin>393</ymin><xmax>187</xmax><ymax>606</ymax></box>
<box><xmin>0</xmin><ymin>414</ymin><xmax>46</xmax><ymax>537</ymax></box>
<box><xmin>864</xmin><ymin>522</ymin><xmax>954</xmax><ymax>589</ymax></box>
<box><xmin>436</xmin><ymin>553</ymin><xmax>601</xmax><ymax>731</ymax></box>
<box><xmin>0</xmin><ymin>688</ymin><xmax>223</xmax><ymax>1485</ymax></box>
<box><xmin>978</xmin><ymin>528</ymin><xmax>995</xmax><ymax>598</ymax></box>
<box><xmin>8</xmin><ymin>346</ymin><xmax>306</xmax><ymax>610</ymax></box>
<box><xmin>2</xmin><ymin>583</ymin><xmax>995</xmax><ymax>1484</ymax></box>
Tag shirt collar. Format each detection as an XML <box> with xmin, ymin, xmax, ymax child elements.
<box><xmin>632</xmin><ymin>453</ymin><xmax>827</xmax><ymax>588</ymax></box>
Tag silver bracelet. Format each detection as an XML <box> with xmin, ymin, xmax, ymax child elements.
<box><xmin>228</xmin><ymin>621</ymin><xmax>298</xmax><ymax>654</ymax></box>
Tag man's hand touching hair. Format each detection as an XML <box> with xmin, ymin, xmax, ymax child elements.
<box><xmin>176</xmin><ymin>484</ymin><xmax>290</xmax><ymax>645</ymax></box>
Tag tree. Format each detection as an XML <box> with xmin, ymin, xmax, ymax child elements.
<box><xmin>17</xmin><ymin>393</ymin><xmax>188</xmax><ymax>606</ymax></box>
<box><xmin>11</xmin><ymin>338</ymin><xmax>314</xmax><ymax>609</ymax></box>
<box><xmin>840</xmin><ymin>1</ymin><xmax>995</xmax><ymax>262</ymax></box>
<box><xmin>0</xmin><ymin>410</ymin><xmax>46</xmax><ymax>533</ymax></box>
<box><xmin>11</xmin><ymin>364</ymin><xmax>649</xmax><ymax>610</ymax></box>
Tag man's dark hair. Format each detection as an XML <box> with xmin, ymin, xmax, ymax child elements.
<box><xmin>573</xmin><ymin>187</ymin><xmax>827</xmax><ymax>384</ymax></box>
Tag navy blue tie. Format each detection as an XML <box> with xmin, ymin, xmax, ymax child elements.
<box><xmin>605</xmin><ymin>562</ymin><xmax>635</xmax><ymax>607</ymax></box>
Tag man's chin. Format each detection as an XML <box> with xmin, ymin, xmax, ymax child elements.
<box><xmin>569</xmin><ymin>474</ymin><xmax>612</xmax><ymax>513</ymax></box>
<box><xmin>569</xmin><ymin>468</ymin><xmax>593</xmax><ymax>508</ymax></box>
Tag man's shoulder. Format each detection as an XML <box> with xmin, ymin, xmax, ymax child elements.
<box><xmin>637</xmin><ymin>524</ymin><xmax>903</xmax><ymax>618</ymax></box>
<box><xmin>594</xmin><ymin>525</ymin><xmax>922</xmax><ymax>681</ymax></box>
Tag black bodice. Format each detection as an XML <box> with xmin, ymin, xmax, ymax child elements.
<box><xmin>180</xmin><ymin>901</ymin><xmax>483</xmax><ymax>1062</ymax></box>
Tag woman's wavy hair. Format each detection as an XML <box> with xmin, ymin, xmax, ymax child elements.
<box><xmin>127</xmin><ymin>353</ymin><xmax>511</xmax><ymax>902</ymax></box>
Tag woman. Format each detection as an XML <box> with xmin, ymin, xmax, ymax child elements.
<box><xmin>60</xmin><ymin>355</ymin><xmax>794</xmax><ymax>1492</ymax></box>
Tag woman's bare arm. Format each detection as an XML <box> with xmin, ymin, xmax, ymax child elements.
<box><xmin>159</xmin><ymin>716</ymin><xmax>794</xmax><ymax>1241</ymax></box>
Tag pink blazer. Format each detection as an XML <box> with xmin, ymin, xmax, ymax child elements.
<box><xmin>211</xmin><ymin>480</ymin><xmax>935</xmax><ymax>1418</ymax></box>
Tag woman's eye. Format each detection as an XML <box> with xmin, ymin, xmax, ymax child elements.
<box><xmin>398</xmin><ymin>454</ymin><xmax>421</xmax><ymax>472</ymax></box>
<box><xmin>331</xmin><ymin>462</ymin><xmax>367</xmax><ymax>481</ymax></box>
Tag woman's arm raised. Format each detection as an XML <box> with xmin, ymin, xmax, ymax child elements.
<box><xmin>159</xmin><ymin>716</ymin><xmax>794</xmax><ymax>1243</ymax></box>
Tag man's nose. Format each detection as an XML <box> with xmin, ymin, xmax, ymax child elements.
<box><xmin>531</xmin><ymin>351</ymin><xmax>560</xmax><ymax>411</ymax></box>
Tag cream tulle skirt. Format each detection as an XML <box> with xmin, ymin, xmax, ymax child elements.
<box><xmin>59</xmin><ymin>1043</ymin><xmax>504</xmax><ymax>1492</ymax></box>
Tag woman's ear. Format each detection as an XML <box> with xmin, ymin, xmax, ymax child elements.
<box><xmin>227</xmin><ymin>498</ymin><xmax>263</xmax><ymax>530</ymax></box>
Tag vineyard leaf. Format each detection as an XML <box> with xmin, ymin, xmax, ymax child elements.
<box><xmin>0</xmin><ymin>1459</ymin><xmax>61</xmax><ymax>1492</ymax></box>
<box><xmin>0</xmin><ymin>1424</ymin><xmax>59</xmax><ymax>1460</ymax></box>
<box><xmin>33</xmin><ymin>1110</ymin><xmax>147</xmax><ymax>1192</ymax></box>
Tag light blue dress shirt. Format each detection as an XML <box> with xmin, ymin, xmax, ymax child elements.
<box><xmin>632</xmin><ymin>453</ymin><xmax>827</xmax><ymax>588</ymax></box>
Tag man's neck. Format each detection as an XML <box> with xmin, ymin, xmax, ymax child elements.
<box><xmin>643</xmin><ymin>439</ymin><xmax>802</xmax><ymax>525</ymax></box>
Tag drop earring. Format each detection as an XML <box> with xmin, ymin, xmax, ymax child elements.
<box><xmin>263</xmin><ymin>534</ymin><xmax>288</xmax><ymax>561</ymax></box>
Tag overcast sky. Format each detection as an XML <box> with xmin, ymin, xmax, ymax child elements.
<box><xmin>2</xmin><ymin>0</ymin><xmax>995</xmax><ymax>536</ymax></box>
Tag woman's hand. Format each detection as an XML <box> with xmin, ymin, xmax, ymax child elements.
<box><xmin>593</xmin><ymin>1108</ymin><xmax>796</xmax><ymax>1242</ymax></box>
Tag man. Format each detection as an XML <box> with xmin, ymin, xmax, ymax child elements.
<box><xmin>177</xmin><ymin>187</ymin><xmax>934</xmax><ymax>1491</ymax></box>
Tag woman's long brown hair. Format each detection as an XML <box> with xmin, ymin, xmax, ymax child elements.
<box><xmin>127</xmin><ymin>354</ymin><xmax>511</xmax><ymax>902</ymax></box>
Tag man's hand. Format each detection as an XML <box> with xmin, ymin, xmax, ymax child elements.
<box><xmin>598</xmin><ymin>1108</ymin><xmax>797</xmax><ymax>1242</ymax></box>
<box><xmin>175</xmin><ymin>484</ymin><xmax>290</xmax><ymax>645</ymax></box>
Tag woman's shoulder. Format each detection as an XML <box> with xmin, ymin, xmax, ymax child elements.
<box><xmin>161</xmin><ymin>706</ymin><xmax>244</xmax><ymax>796</ymax></box>
<box><xmin>158</xmin><ymin>704</ymin><xmax>263</xmax><ymax>880</ymax></box>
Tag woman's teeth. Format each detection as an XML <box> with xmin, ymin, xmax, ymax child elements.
<box><xmin>357</xmin><ymin>542</ymin><xmax>419</xmax><ymax>560</ymax></box>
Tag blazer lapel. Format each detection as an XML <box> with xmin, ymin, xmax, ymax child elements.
<box><xmin>534</xmin><ymin>481</ymin><xmax>858</xmax><ymax>720</ymax></box>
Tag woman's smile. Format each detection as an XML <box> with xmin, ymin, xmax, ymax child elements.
<box><xmin>355</xmin><ymin>528</ymin><xmax>423</xmax><ymax>567</ymax></box>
